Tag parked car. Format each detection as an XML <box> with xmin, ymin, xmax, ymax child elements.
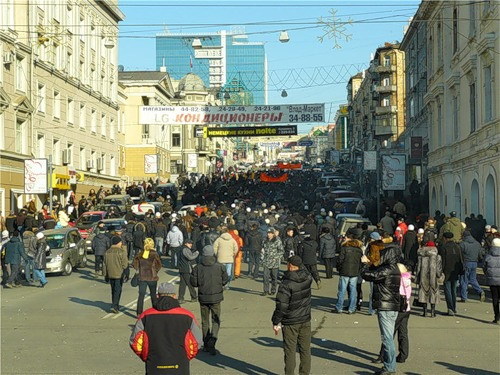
<box><xmin>44</xmin><ymin>228</ymin><xmax>87</xmax><ymax>276</ymax></box>
<box><xmin>336</xmin><ymin>217</ymin><xmax>374</xmax><ymax>249</ymax></box>
<box><xmin>330</xmin><ymin>190</ymin><xmax>360</xmax><ymax>199</ymax></box>
<box><xmin>84</xmin><ymin>218</ymin><xmax>127</xmax><ymax>253</ymax></box>
<box><xmin>333</xmin><ymin>197</ymin><xmax>363</xmax><ymax>214</ymax></box>
<box><xmin>75</xmin><ymin>211</ymin><xmax>107</xmax><ymax>239</ymax></box>
<box><xmin>335</xmin><ymin>213</ymin><xmax>362</xmax><ymax>225</ymax></box>
<box><xmin>99</xmin><ymin>194</ymin><xmax>134</xmax><ymax>214</ymax></box>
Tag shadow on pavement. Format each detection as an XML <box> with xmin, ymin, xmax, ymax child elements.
<box><xmin>311</xmin><ymin>294</ymin><xmax>335</xmax><ymax>313</ymax></box>
<box><xmin>68</xmin><ymin>296</ymin><xmax>110</xmax><ymax>312</ymax></box>
<box><xmin>435</xmin><ymin>361</ymin><xmax>499</xmax><ymax>374</ymax></box>
<box><xmin>195</xmin><ymin>350</ymin><xmax>277</xmax><ymax>375</ymax></box>
<box><xmin>77</xmin><ymin>269</ymin><xmax>107</xmax><ymax>284</ymax></box>
<box><xmin>228</xmin><ymin>286</ymin><xmax>268</xmax><ymax>296</ymax></box>
<box><xmin>453</xmin><ymin>313</ymin><xmax>493</xmax><ymax>324</ymax></box>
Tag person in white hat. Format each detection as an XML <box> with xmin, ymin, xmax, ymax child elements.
<box><xmin>33</xmin><ymin>232</ymin><xmax>49</xmax><ymax>287</ymax></box>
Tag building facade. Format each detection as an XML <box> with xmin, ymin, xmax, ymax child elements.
<box><xmin>425</xmin><ymin>0</ymin><xmax>499</xmax><ymax>224</ymax></box>
<box><xmin>156</xmin><ymin>30</ymin><xmax>267</xmax><ymax>104</ymax></box>
<box><xmin>0</xmin><ymin>0</ymin><xmax>124</xmax><ymax>213</ymax></box>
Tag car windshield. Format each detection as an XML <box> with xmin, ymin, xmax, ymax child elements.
<box><xmin>104</xmin><ymin>222</ymin><xmax>125</xmax><ymax>231</ymax></box>
<box><xmin>77</xmin><ymin>214</ymin><xmax>102</xmax><ymax>228</ymax></box>
<box><xmin>45</xmin><ymin>234</ymin><xmax>65</xmax><ymax>249</ymax></box>
<box><xmin>104</xmin><ymin>199</ymin><xmax>123</xmax><ymax>205</ymax></box>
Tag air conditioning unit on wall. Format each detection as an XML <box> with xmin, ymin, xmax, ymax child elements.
<box><xmin>62</xmin><ymin>149</ymin><xmax>71</xmax><ymax>165</ymax></box>
<box><xmin>86</xmin><ymin>159</ymin><xmax>94</xmax><ymax>169</ymax></box>
<box><xmin>96</xmin><ymin>158</ymin><xmax>104</xmax><ymax>171</ymax></box>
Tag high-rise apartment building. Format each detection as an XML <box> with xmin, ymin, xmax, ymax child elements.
<box><xmin>156</xmin><ymin>30</ymin><xmax>267</xmax><ymax>104</ymax></box>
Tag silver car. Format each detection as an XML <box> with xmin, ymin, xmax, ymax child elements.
<box><xmin>44</xmin><ymin>228</ymin><xmax>88</xmax><ymax>276</ymax></box>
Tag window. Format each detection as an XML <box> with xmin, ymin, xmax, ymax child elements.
<box><xmin>172</xmin><ymin>133</ymin><xmax>181</xmax><ymax>147</ymax></box>
<box><xmin>470</xmin><ymin>83</ymin><xmax>476</xmax><ymax>133</ymax></box>
<box><xmin>409</xmin><ymin>98</ymin><xmax>415</xmax><ymax>118</ymax></box>
<box><xmin>79</xmin><ymin>147</ymin><xmax>86</xmax><ymax>169</ymax></box>
<box><xmin>37</xmin><ymin>83</ymin><xmax>46</xmax><ymax>113</ymax></box>
<box><xmin>110</xmin><ymin>155</ymin><xmax>116</xmax><ymax>176</ymax></box>
<box><xmin>101</xmin><ymin>114</ymin><xmax>106</xmax><ymax>136</ymax></box>
<box><xmin>437</xmin><ymin>101</ymin><xmax>442</xmax><ymax>147</ymax></box>
<box><xmin>16</xmin><ymin>55</ymin><xmax>27</xmax><ymax>92</ymax></box>
<box><xmin>484</xmin><ymin>65</ymin><xmax>493</xmax><ymax>122</ymax></box>
<box><xmin>453</xmin><ymin>96</ymin><xmax>459</xmax><ymax>141</ymax></box>
<box><xmin>53</xmin><ymin>91</ymin><xmax>61</xmax><ymax>119</ymax></box>
<box><xmin>79</xmin><ymin>104</ymin><xmax>86</xmax><ymax>129</ymax></box>
<box><xmin>53</xmin><ymin>138</ymin><xmax>61</xmax><ymax>164</ymax></box>
<box><xmin>382</xmin><ymin>77</ymin><xmax>390</xmax><ymax>86</ymax></box>
<box><xmin>469</xmin><ymin>3</ymin><xmax>476</xmax><ymax>37</ymax></box>
<box><xmin>15</xmin><ymin>119</ymin><xmax>26</xmax><ymax>154</ymax></box>
<box><xmin>1</xmin><ymin>0</ymin><xmax>14</xmax><ymax>30</ymax></box>
<box><xmin>100</xmin><ymin>153</ymin><xmax>106</xmax><ymax>174</ymax></box>
<box><xmin>37</xmin><ymin>133</ymin><xmax>45</xmax><ymax>158</ymax></box>
<box><xmin>383</xmin><ymin>55</ymin><xmax>391</xmax><ymax>67</ymax></box>
<box><xmin>381</xmin><ymin>97</ymin><xmax>391</xmax><ymax>107</ymax></box>
<box><xmin>0</xmin><ymin>43</ymin><xmax>3</xmax><ymax>83</ymax></box>
<box><xmin>437</xmin><ymin>22</ymin><xmax>442</xmax><ymax>66</ymax></box>
<box><xmin>453</xmin><ymin>8</ymin><xmax>458</xmax><ymax>54</ymax></box>
<box><xmin>66</xmin><ymin>50</ymin><xmax>73</xmax><ymax>75</ymax></box>
<box><xmin>66</xmin><ymin>142</ymin><xmax>73</xmax><ymax>165</ymax></box>
<box><xmin>110</xmin><ymin>118</ymin><xmax>115</xmax><ymax>140</ymax></box>
<box><xmin>428</xmin><ymin>32</ymin><xmax>433</xmax><ymax>75</ymax></box>
<box><xmin>67</xmin><ymin>98</ymin><xmax>74</xmax><ymax>125</ymax></box>
<box><xmin>91</xmin><ymin>150</ymin><xmax>96</xmax><ymax>171</ymax></box>
<box><xmin>91</xmin><ymin>108</ymin><xmax>97</xmax><ymax>133</ymax></box>
<box><xmin>0</xmin><ymin>113</ymin><xmax>4</xmax><ymax>150</ymax></box>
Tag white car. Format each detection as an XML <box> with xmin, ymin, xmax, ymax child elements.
<box><xmin>177</xmin><ymin>205</ymin><xmax>197</xmax><ymax>217</ymax></box>
<box><xmin>131</xmin><ymin>203</ymin><xmax>156</xmax><ymax>215</ymax></box>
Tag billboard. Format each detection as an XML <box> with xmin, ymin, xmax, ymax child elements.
<box><xmin>144</xmin><ymin>154</ymin><xmax>158</xmax><ymax>174</ymax></box>
<box><xmin>187</xmin><ymin>154</ymin><xmax>198</xmax><ymax>168</ymax></box>
<box><xmin>204</xmin><ymin>125</ymin><xmax>297</xmax><ymax>138</ymax></box>
<box><xmin>24</xmin><ymin>159</ymin><xmax>48</xmax><ymax>194</ymax></box>
<box><xmin>363</xmin><ymin>151</ymin><xmax>377</xmax><ymax>171</ymax></box>
<box><xmin>139</xmin><ymin>104</ymin><xmax>325</xmax><ymax>126</ymax></box>
<box><xmin>381</xmin><ymin>154</ymin><xmax>406</xmax><ymax>191</ymax></box>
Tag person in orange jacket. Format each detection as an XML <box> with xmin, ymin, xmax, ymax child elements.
<box><xmin>229</xmin><ymin>225</ymin><xmax>244</xmax><ymax>278</ymax></box>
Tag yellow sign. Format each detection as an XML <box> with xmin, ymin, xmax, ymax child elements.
<box><xmin>52</xmin><ymin>174</ymin><xmax>71</xmax><ymax>190</ymax></box>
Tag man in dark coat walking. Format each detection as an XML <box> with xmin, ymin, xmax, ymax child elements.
<box><xmin>33</xmin><ymin>232</ymin><xmax>49</xmax><ymax>287</ymax></box>
<box><xmin>459</xmin><ymin>230</ymin><xmax>485</xmax><ymax>302</ymax></box>
<box><xmin>190</xmin><ymin>245</ymin><xmax>229</xmax><ymax>355</ymax></box>
<box><xmin>178</xmin><ymin>239</ymin><xmax>198</xmax><ymax>303</ymax></box>
<box><xmin>244</xmin><ymin>223</ymin><xmax>263</xmax><ymax>278</ymax></box>
<box><xmin>298</xmin><ymin>232</ymin><xmax>320</xmax><ymax>289</ymax></box>
<box><xmin>92</xmin><ymin>222</ymin><xmax>111</xmax><ymax>277</ymax></box>
<box><xmin>401</xmin><ymin>224</ymin><xmax>418</xmax><ymax>266</ymax></box>
<box><xmin>272</xmin><ymin>256</ymin><xmax>313</xmax><ymax>375</ymax></box>
<box><xmin>3</xmin><ymin>231</ymin><xmax>28</xmax><ymax>288</ymax></box>
<box><xmin>438</xmin><ymin>232</ymin><xmax>464</xmax><ymax>315</ymax></box>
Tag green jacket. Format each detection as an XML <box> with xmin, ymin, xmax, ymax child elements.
<box><xmin>104</xmin><ymin>245</ymin><xmax>128</xmax><ymax>279</ymax></box>
<box><xmin>439</xmin><ymin>217</ymin><xmax>464</xmax><ymax>243</ymax></box>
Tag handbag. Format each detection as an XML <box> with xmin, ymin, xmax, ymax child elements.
<box><xmin>130</xmin><ymin>273</ymin><xmax>139</xmax><ymax>287</ymax></box>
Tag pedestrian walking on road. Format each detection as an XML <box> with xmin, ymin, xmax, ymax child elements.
<box><xmin>379</xmin><ymin>212</ymin><xmax>396</xmax><ymax>236</ymax></box>
<box><xmin>130</xmin><ymin>282</ymin><xmax>202</xmax><ymax>375</ymax></box>
<box><xmin>92</xmin><ymin>221</ymin><xmax>111</xmax><ymax>277</ymax></box>
<box><xmin>213</xmin><ymin>226</ymin><xmax>238</xmax><ymax>289</ymax></box>
<box><xmin>104</xmin><ymin>236</ymin><xmax>129</xmax><ymax>313</ymax></box>
<box><xmin>190</xmin><ymin>245</ymin><xmax>229</xmax><ymax>355</ymax></box>
<box><xmin>261</xmin><ymin>227</ymin><xmax>284</xmax><ymax>296</ymax></box>
<box><xmin>3</xmin><ymin>231</ymin><xmax>28</xmax><ymax>288</ymax></box>
<box><xmin>33</xmin><ymin>231</ymin><xmax>49</xmax><ymax>287</ymax></box>
<box><xmin>272</xmin><ymin>255</ymin><xmax>313</xmax><ymax>375</ymax></box>
<box><xmin>361</xmin><ymin>243</ymin><xmax>402</xmax><ymax>375</ymax></box>
<box><xmin>459</xmin><ymin>230</ymin><xmax>485</xmax><ymax>302</ymax></box>
<box><xmin>167</xmin><ymin>222</ymin><xmax>184</xmax><ymax>268</ymax></box>
<box><xmin>133</xmin><ymin>237</ymin><xmax>162</xmax><ymax>316</ymax></box>
<box><xmin>415</xmin><ymin>241</ymin><xmax>443</xmax><ymax>317</ymax></box>
<box><xmin>319</xmin><ymin>227</ymin><xmax>336</xmax><ymax>279</ymax></box>
<box><xmin>178</xmin><ymin>239</ymin><xmax>198</xmax><ymax>303</ymax></box>
<box><xmin>483</xmin><ymin>238</ymin><xmax>500</xmax><ymax>324</ymax></box>
<box><xmin>299</xmin><ymin>232</ymin><xmax>321</xmax><ymax>289</ymax></box>
<box><xmin>245</xmin><ymin>223</ymin><xmax>263</xmax><ymax>278</ymax></box>
<box><xmin>438</xmin><ymin>232</ymin><xmax>464</xmax><ymax>316</ymax></box>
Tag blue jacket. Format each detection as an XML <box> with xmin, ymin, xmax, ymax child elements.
<box><xmin>483</xmin><ymin>246</ymin><xmax>500</xmax><ymax>286</ymax></box>
<box><xmin>459</xmin><ymin>234</ymin><xmax>482</xmax><ymax>262</ymax></box>
<box><xmin>3</xmin><ymin>237</ymin><xmax>28</xmax><ymax>265</ymax></box>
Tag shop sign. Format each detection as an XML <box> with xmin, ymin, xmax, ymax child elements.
<box><xmin>24</xmin><ymin>159</ymin><xmax>48</xmax><ymax>194</ymax></box>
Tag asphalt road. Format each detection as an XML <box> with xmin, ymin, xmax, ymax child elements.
<box><xmin>1</xmin><ymin>258</ymin><xmax>499</xmax><ymax>375</ymax></box>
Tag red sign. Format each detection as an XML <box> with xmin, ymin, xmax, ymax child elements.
<box><xmin>260</xmin><ymin>173</ymin><xmax>289</xmax><ymax>183</ymax></box>
<box><xmin>277</xmin><ymin>162</ymin><xmax>302</xmax><ymax>170</ymax></box>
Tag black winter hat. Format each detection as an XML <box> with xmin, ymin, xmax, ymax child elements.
<box><xmin>288</xmin><ymin>255</ymin><xmax>303</xmax><ymax>267</ymax></box>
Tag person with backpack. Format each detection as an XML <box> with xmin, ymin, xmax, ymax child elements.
<box><xmin>319</xmin><ymin>227</ymin><xmax>336</xmax><ymax>279</ymax></box>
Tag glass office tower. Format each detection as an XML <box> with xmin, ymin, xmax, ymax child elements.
<box><xmin>156</xmin><ymin>31</ymin><xmax>267</xmax><ymax>104</ymax></box>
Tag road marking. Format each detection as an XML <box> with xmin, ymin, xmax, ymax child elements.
<box><xmin>102</xmin><ymin>275</ymin><xmax>179</xmax><ymax>320</ymax></box>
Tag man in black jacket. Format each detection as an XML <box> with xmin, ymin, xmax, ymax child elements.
<box><xmin>190</xmin><ymin>245</ymin><xmax>229</xmax><ymax>355</ymax></box>
<box><xmin>272</xmin><ymin>256</ymin><xmax>312</xmax><ymax>375</ymax></box>
<box><xmin>361</xmin><ymin>244</ymin><xmax>402</xmax><ymax>375</ymax></box>
<box><xmin>333</xmin><ymin>229</ymin><xmax>363</xmax><ymax>314</ymax></box>
<box><xmin>439</xmin><ymin>232</ymin><xmax>464</xmax><ymax>315</ymax></box>
<box><xmin>245</xmin><ymin>223</ymin><xmax>263</xmax><ymax>279</ymax></box>
<box><xmin>153</xmin><ymin>216</ymin><xmax>168</xmax><ymax>256</ymax></box>
<box><xmin>92</xmin><ymin>222</ymin><xmax>111</xmax><ymax>277</ymax></box>
<box><xmin>178</xmin><ymin>239</ymin><xmax>198</xmax><ymax>303</ymax></box>
<box><xmin>130</xmin><ymin>282</ymin><xmax>202</xmax><ymax>375</ymax></box>
<box><xmin>299</xmin><ymin>232</ymin><xmax>321</xmax><ymax>289</ymax></box>
<box><xmin>283</xmin><ymin>226</ymin><xmax>298</xmax><ymax>259</ymax></box>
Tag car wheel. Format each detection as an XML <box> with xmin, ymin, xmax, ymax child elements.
<box><xmin>62</xmin><ymin>261</ymin><xmax>73</xmax><ymax>276</ymax></box>
<box><xmin>79</xmin><ymin>255</ymin><xmax>88</xmax><ymax>268</ymax></box>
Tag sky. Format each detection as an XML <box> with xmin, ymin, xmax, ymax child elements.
<box><xmin>118</xmin><ymin>1</ymin><xmax>420</xmax><ymax>132</ymax></box>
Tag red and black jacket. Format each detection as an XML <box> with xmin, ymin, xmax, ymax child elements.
<box><xmin>130</xmin><ymin>296</ymin><xmax>202</xmax><ymax>375</ymax></box>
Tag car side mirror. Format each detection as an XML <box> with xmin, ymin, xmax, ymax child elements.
<box><xmin>69</xmin><ymin>243</ymin><xmax>76</xmax><ymax>248</ymax></box>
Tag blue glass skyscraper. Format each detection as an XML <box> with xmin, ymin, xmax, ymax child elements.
<box><xmin>156</xmin><ymin>30</ymin><xmax>267</xmax><ymax>104</ymax></box>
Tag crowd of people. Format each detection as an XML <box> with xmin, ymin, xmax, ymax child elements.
<box><xmin>1</xmin><ymin>169</ymin><xmax>499</xmax><ymax>375</ymax></box>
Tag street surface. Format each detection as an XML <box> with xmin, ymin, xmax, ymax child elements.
<box><xmin>1</xmin><ymin>259</ymin><xmax>499</xmax><ymax>375</ymax></box>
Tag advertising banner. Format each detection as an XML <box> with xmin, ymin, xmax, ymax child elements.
<box><xmin>204</xmin><ymin>125</ymin><xmax>297</xmax><ymax>138</ymax></box>
<box><xmin>187</xmin><ymin>154</ymin><xmax>198</xmax><ymax>168</ymax></box>
<box><xmin>260</xmin><ymin>173</ymin><xmax>289</xmax><ymax>183</ymax></box>
<box><xmin>259</xmin><ymin>142</ymin><xmax>281</xmax><ymax>148</ymax></box>
<box><xmin>298</xmin><ymin>140</ymin><xmax>313</xmax><ymax>147</ymax></box>
<box><xmin>381</xmin><ymin>154</ymin><xmax>406</xmax><ymax>191</ymax></box>
<box><xmin>144</xmin><ymin>154</ymin><xmax>158</xmax><ymax>174</ymax></box>
<box><xmin>410</xmin><ymin>136</ymin><xmax>423</xmax><ymax>159</ymax></box>
<box><xmin>363</xmin><ymin>151</ymin><xmax>377</xmax><ymax>171</ymax></box>
<box><xmin>277</xmin><ymin>162</ymin><xmax>302</xmax><ymax>170</ymax></box>
<box><xmin>139</xmin><ymin>104</ymin><xmax>325</xmax><ymax>125</ymax></box>
<box><xmin>24</xmin><ymin>159</ymin><xmax>48</xmax><ymax>194</ymax></box>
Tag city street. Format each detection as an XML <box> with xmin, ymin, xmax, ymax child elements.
<box><xmin>2</xmin><ymin>259</ymin><xmax>499</xmax><ymax>375</ymax></box>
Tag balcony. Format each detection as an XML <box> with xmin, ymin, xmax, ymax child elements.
<box><xmin>375</xmin><ymin>123</ymin><xmax>397</xmax><ymax>137</ymax></box>
<box><xmin>375</xmin><ymin>105</ymin><xmax>397</xmax><ymax>115</ymax></box>
<box><xmin>375</xmin><ymin>64</ymin><xmax>396</xmax><ymax>73</ymax></box>
<box><xmin>375</xmin><ymin>84</ymin><xmax>397</xmax><ymax>93</ymax></box>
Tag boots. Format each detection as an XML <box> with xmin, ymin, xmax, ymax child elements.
<box><xmin>422</xmin><ymin>305</ymin><xmax>427</xmax><ymax>317</ymax></box>
<box><xmin>430</xmin><ymin>304</ymin><xmax>436</xmax><ymax>317</ymax></box>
